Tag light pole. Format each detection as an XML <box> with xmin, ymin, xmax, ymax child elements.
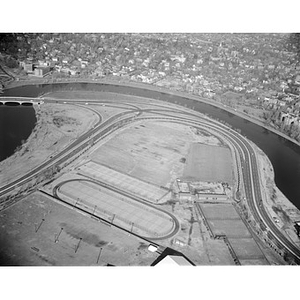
<box><xmin>54</xmin><ymin>227</ymin><xmax>63</xmax><ymax>243</ymax></box>
<box><xmin>96</xmin><ymin>247</ymin><xmax>103</xmax><ymax>264</ymax></box>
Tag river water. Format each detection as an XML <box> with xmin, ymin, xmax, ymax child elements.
<box><xmin>1</xmin><ymin>82</ymin><xmax>300</xmax><ymax>210</ymax></box>
<box><xmin>0</xmin><ymin>105</ymin><xmax>36</xmax><ymax>162</ymax></box>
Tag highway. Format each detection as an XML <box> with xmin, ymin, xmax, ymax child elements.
<box><xmin>131</xmin><ymin>110</ymin><xmax>300</xmax><ymax>263</ymax></box>
<box><xmin>1</xmin><ymin>95</ymin><xmax>300</xmax><ymax>263</ymax></box>
<box><xmin>0</xmin><ymin>100</ymin><xmax>141</xmax><ymax>197</ymax></box>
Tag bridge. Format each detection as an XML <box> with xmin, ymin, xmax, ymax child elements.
<box><xmin>0</xmin><ymin>97</ymin><xmax>44</xmax><ymax>106</ymax></box>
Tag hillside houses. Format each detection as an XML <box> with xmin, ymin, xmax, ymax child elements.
<box><xmin>2</xmin><ymin>32</ymin><xmax>300</xmax><ymax>142</ymax></box>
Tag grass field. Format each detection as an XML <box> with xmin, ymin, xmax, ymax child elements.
<box><xmin>200</xmin><ymin>203</ymin><xmax>267</xmax><ymax>265</ymax></box>
<box><xmin>90</xmin><ymin>121</ymin><xmax>193</xmax><ymax>187</ymax></box>
<box><xmin>182</xmin><ymin>143</ymin><xmax>233</xmax><ymax>183</ymax></box>
<box><xmin>201</xmin><ymin>203</ymin><xmax>241</xmax><ymax>220</ymax></box>
<box><xmin>0</xmin><ymin>192</ymin><xmax>159</xmax><ymax>266</ymax></box>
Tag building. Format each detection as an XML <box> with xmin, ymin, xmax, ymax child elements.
<box><xmin>280</xmin><ymin>112</ymin><xmax>299</xmax><ymax>126</ymax></box>
<box><xmin>21</xmin><ymin>62</ymin><xmax>33</xmax><ymax>73</ymax></box>
<box><xmin>34</xmin><ymin>67</ymin><xmax>50</xmax><ymax>77</ymax></box>
<box><xmin>196</xmin><ymin>193</ymin><xmax>228</xmax><ymax>202</ymax></box>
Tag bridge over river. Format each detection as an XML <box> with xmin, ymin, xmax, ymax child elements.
<box><xmin>0</xmin><ymin>97</ymin><xmax>44</xmax><ymax>106</ymax></box>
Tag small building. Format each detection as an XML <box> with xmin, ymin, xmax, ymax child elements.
<box><xmin>196</xmin><ymin>193</ymin><xmax>228</xmax><ymax>202</ymax></box>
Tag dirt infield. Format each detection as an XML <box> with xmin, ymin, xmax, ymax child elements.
<box><xmin>56</xmin><ymin>179</ymin><xmax>176</xmax><ymax>238</ymax></box>
<box><xmin>182</xmin><ymin>143</ymin><xmax>233</xmax><ymax>184</ymax></box>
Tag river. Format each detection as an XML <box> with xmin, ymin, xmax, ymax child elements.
<box><xmin>1</xmin><ymin>82</ymin><xmax>300</xmax><ymax>210</ymax></box>
<box><xmin>0</xmin><ymin>104</ymin><xmax>36</xmax><ymax>162</ymax></box>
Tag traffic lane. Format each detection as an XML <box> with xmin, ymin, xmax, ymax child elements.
<box><xmin>0</xmin><ymin>108</ymin><xmax>140</xmax><ymax>195</ymax></box>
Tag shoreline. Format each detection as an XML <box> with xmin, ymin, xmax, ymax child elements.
<box><xmin>4</xmin><ymin>78</ymin><xmax>300</xmax><ymax>148</ymax></box>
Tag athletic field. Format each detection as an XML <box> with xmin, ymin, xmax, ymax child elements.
<box><xmin>57</xmin><ymin>179</ymin><xmax>175</xmax><ymax>238</ymax></box>
<box><xmin>183</xmin><ymin>143</ymin><xmax>233</xmax><ymax>183</ymax></box>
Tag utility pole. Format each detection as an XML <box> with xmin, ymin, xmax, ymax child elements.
<box><xmin>54</xmin><ymin>228</ymin><xmax>63</xmax><ymax>243</ymax></box>
<box><xmin>35</xmin><ymin>218</ymin><xmax>45</xmax><ymax>233</ymax></box>
<box><xmin>96</xmin><ymin>247</ymin><xmax>103</xmax><ymax>264</ymax></box>
<box><xmin>111</xmin><ymin>214</ymin><xmax>115</xmax><ymax>224</ymax></box>
<box><xmin>75</xmin><ymin>238</ymin><xmax>82</xmax><ymax>253</ymax></box>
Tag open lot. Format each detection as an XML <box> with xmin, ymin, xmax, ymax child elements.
<box><xmin>0</xmin><ymin>191</ymin><xmax>160</xmax><ymax>266</ymax></box>
<box><xmin>182</xmin><ymin>143</ymin><xmax>233</xmax><ymax>184</ymax></box>
<box><xmin>57</xmin><ymin>179</ymin><xmax>175</xmax><ymax>238</ymax></box>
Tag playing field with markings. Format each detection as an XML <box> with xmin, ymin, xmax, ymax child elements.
<box><xmin>183</xmin><ymin>143</ymin><xmax>233</xmax><ymax>183</ymax></box>
<box><xmin>56</xmin><ymin>179</ymin><xmax>175</xmax><ymax>238</ymax></box>
<box><xmin>201</xmin><ymin>203</ymin><xmax>241</xmax><ymax>220</ymax></box>
<box><xmin>77</xmin><ymin>161</ymin><xmax>169</xmax><ymax>203</ymax></box>
<box><xmin>199</xmin><ymin>203</ymin><xmax>268</xmax><ymax>264</ymax></box>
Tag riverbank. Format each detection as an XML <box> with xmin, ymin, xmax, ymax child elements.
<box><xmin>253</xmin><ymin>140</ymin><xmax>300</xmax><ymax>250</ymax></box>
<box><xmin>4</xmin><ymin>77</ymin><xmax>300</xmax><ymax>148</ymax></box>
<box><xmin>0</xmin><ymin>103</ymin><xmax>98</xmax><ymax>186</ymax></box>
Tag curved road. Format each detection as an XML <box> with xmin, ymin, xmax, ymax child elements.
<box><xmin>1</xmin><ymin>95</ymin><xmax>300</xmax><ymax>263</ymax></box>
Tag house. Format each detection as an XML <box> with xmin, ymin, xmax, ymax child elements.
<box><xmin>62</xmin><ymin>57</ymin><xmax>71</xmax><ymax>64</ymax></box>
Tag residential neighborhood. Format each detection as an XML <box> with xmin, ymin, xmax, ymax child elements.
<box><xmin>1</xmin><ymin>33</ymin><xmax>300</xmax><ymax>141</ymax></box>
